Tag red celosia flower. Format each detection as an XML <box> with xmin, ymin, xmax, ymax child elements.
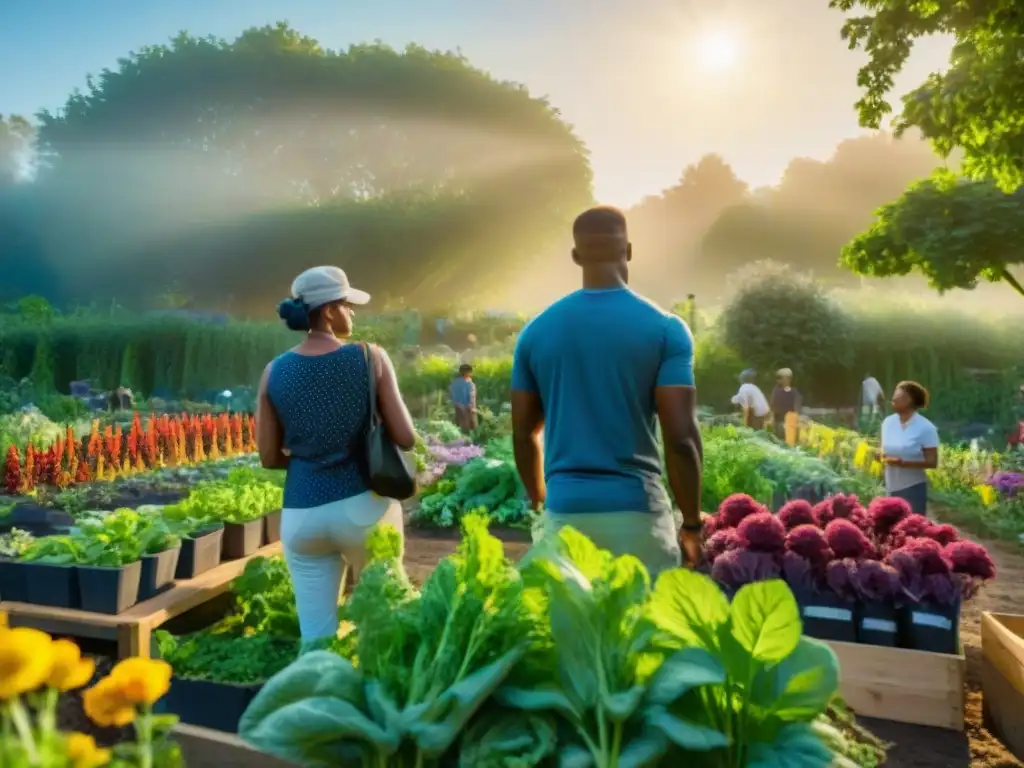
<box><xmin>824</xmin><ymin>519</ymin><xmax>875</xmax><ymax>560</ymax></box>
<box><xmin>781</xmin><ymin>550</ymin><xmax>817</xmax><ymax>592</ymax></box>
<box><xmin>888</xmin><ymin>514</ymin><xmax>933</xmax><ymax>550</ymax></box>
<box><xmin>944</xmin><ymin>540</ymin><xmax>996</xmax><ymax>600</ymax></box>
<box><xmin>786</xmin><ymin>524</ymin><xmax>833</xmax><ymax>568</ymax></box>
<box><xmin>926</xmin><ymin>524</ymin><xmax>960</xmax><ymax>546</ymax></box>
<box><xmin>868</xmin><ymin>497</ymin><xmax>912</xmax><ymax>538</ymax></box>
<box><xmin>736</xmin><ymin>512</ymin><xmax>787</xmax><ymax>553</ymax></box>
<box><xmin>778</xmin><ymin>499</ymin><xmax>817</xmax><ymax>531</ymax></box>
<box><xmin>717</xmin><ymin>494</ymin><xmax>767</xmax><ymax>529</ymax></box>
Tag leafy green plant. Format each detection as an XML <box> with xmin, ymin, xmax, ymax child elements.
<box><xmin>154</xmin><ymin>628</ymin><xmax>298</xmax><ymax>685</ymax></box>
<box><xmin>0</xmin><ymin>528</ymin><xmax>34</xmax><ymax>559</ymax></box>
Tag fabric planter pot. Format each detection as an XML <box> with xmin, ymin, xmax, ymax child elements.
<box><xmin>139</xmin><ymin>545</ymin><xmax>183</xmax><ymax>602</ymax></box>
<box><xmin>176</xmin><ymin>526</ymin><xmax>225</xmax><ymax>580</ymax></box>
<box><xmin>263</xmin><ymin>510</ymin><xmax>282</xmax><ymax>545</ymax></box>
<box><xmin>898</xmin><ymin>598</ymin><xmax>961</xmax><ymax>655</ymax></box>
<box><xmin>0</xmin><ymin>558</ymin><xmax>28</xmax><ymax>603</ymax></box>
<box><xmin>222</xmin><ymin>519</ymin><xmax>263</xmax><ymax>560</ymax></box>
<box><xmin>21</xmin><ymin>563</ymin><xmax>79</xmax><ymax>609</ymax></box>
<box><xmin>157</xmin><ymin>677</ymin><xmax>263</xmax><ymax>733</ymax></box>
<box><xmin>856</xmin><ymin>599</ymin><xmax>899</xmax><ymax>647</ymax></box>
<box><xmin>794</xmin><ymin>589</ymin><xmax>857</xmax><ymax>643</ymax></box>
<box><xmin>78</xmin><ymin>561</ymin><xmax>142</xmax><ymax>615</ymax></box>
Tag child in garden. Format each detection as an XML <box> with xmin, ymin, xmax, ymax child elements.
<box><xmin>732</xmin><ymin>369</ymin><xmax>770</xmax><ymax>429</ymax></box>
<box><xmin>450</xmin><ymin>364</ymin><xmax>477</xmax><ymax>433</ymax></box>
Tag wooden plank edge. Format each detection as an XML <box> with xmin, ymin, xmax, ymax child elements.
<box><xmin>172</xmin><ymin>724</ymin><xmax>298</xmax><ymax>768</ymax></box>
<box><xmin>982</xmin><ymin>612</ymin><xmax>1024</xmax><ymax>699</ymax></box>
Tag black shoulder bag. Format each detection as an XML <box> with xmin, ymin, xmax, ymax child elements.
<box><xmin>363</xmin><ymin>343</ymin><xmax>417</xmax><ymax>500</ymax></box>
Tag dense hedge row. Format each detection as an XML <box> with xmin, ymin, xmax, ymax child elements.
<box><xmin>1</xmin><ymin>308</ymin><xmax>1019</xmax><ymax>426</ymax></box>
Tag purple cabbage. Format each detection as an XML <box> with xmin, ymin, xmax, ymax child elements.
<box><xmin>988</xmin><ymin>472</ymin><xmax>1024</xmax><ymax>498</ymax></box>
<box><xmin>427</xmin><ymin>442</ymin><xmax>485</xmax><ymax>465</ymax></box>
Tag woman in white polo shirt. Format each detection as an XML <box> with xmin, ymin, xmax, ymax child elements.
<box><xmin>880</xmin><ymin>381</ymin><xmax>939</xmax><ymax>515</ymax></box>
<box><xmin>732</xmin><ymin>369</ymin><xmax>770</xmax><ymax>429</ymax></box>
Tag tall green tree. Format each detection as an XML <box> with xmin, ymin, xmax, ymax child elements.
<box><xmin>842</xmin><ymin>171</ymin><xmax>1024</xmax><ymax>297</ymax></box>
<box><xmin>12</xmin><ymin>23</ymin><xmax>593</xmax><ymax>310</ymax></box>
<box><xmin>831</xmin><ymin>0</ymin><xmax>1024</xmax><ymax>190</ymax></box>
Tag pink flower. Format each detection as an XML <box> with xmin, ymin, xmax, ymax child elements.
<box><xmin>778</xmin><ymin>500</ymin><xmax>817</xmax><ymax>531</ymax></box>
<box><xmin>736</xmin><ymin>512</ymin><xmax>787</xmax><ymax>553</ymax></box>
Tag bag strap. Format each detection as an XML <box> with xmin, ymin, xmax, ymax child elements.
<box><xmin>362</xmin><ymin>342</ymin><xmax>381</xmax><ymax>428</ymax></box>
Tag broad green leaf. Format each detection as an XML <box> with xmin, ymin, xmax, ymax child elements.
<box><xmin>406</xmin><ymin>645</ymin><xmax>525</xmax><ymax>756</ymax></box>
<box><xmin>754</xmin><ymin>637</ymin><xmax>840</xmax><ymax>720</ymax></box>
<box><xmin>558</xmin><ymin>742</ymin><xmax>596</xmax><ymax>768</ymax></box>
<box><xmin>363</xmin><ymin>680</ymin><xmax>404</xmax><ymax>744</ymax></box>
<box><xmin>546</xmin><ymin>569</ymin><xmax>602</xmax><ymax>709</ymax></box>
<box><xmin>745</xmin><ymin>722</ymin><xmax>834</xmax><ymax>767</ymax></box>
<box><xmin>495</xmin><ymin>685</ymin><xmax>582</xmax><ymax>721</ymax></box>
<box><xmin>239</xmin><ymin>651</ymin><xmax>365</xmax><ymax>735</ymax></box>
<box><xmin>600</xmin><ymin>685</ymin><xmax>645</xmax><ymax>722</ymax></box>
<box><xmin>616</xmin><ymin>728</ymin><xmax>670</xmax><ymax>768</ymax></box>
<box><xmin>556</xmin><ymin>526</ymin><xmax>614</xmax><ymax>583</ymax></box>
<box><xmin>645</xmin><ymin>646</ymin><xmax>726</xmax><ymax>706</ymax></box>
<box><xmin>730</xmin><ymin>580</ymin><xmax>801</xmax><ymax>664</ymax></box>
<box><xmin>457</xmin><ymin>709</ymin><xmax>558</xmax><ymax>768</ymax></box>
<box><xmin>649</xmin><ymin>569</ymin><xmax>730</xmax><ymax>649</ymax></box>
<box><xmin>241</xmin><ymin>696</ymin><xmax>391</xmax><ymax>765</ymax></box>
<box><xmin>646</xmin><ymin>705</ymin><xmax>730</xmax><ymax>751</ymax></box>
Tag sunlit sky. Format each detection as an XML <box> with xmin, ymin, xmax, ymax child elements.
<box><xmin>0</xmin><ymin>0</ymin><xmax>953</xmax><ymax>205</ymax></box>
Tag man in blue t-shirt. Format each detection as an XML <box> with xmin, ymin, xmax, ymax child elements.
<box><xmin>510</xmin><ymin>206</ymin><xmax>703</xmax><ymax>576</ymax></box>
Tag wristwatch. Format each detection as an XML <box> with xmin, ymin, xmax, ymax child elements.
<box><xmin>681</xmin><ymin>521</ymin><xmax>704</xmax><ymax>533</ymax></box>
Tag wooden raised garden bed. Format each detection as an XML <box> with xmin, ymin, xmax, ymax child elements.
<box><xmin>172</xmin><ymin>723</ymin><xmax>297</xmax><ymax>768</ymax></box>
<box><xmin>0</xmin><ymin>542</ymin><xmax>282</xmax><ymax>658</ymax></box>
<box><xmin>826</xmin><ymin>638</ymin><xmax>965</xmax><ymax>731</ymax></box>
<box><xmin>980</xmin><ymin>612</ymin><xmax>1024</xmax><ymax>760</ymax></box>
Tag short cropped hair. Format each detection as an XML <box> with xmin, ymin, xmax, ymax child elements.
<box><xmin>458</xmin><ymin>363</ymin><xmax>473</xmax><ymax>374</ymax></box>
<box><xmin>573</xmin><ymin>206</ymin><xmax>628</xmax><ymax>239</ymax></box>
<box><xmin>896</xmin><ymin>380</ymin><xmax>929</xmax><ymax>409</ymax></box>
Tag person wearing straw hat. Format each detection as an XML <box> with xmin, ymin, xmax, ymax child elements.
<box><xmin>770</xmin><ymin>368</ymin><xmax>802</xmax><ymax>444</ymax></box>
<box><xmin>255</xmin><ymin>266</ymin><xmax>417</xmax><ymax>644</ymax></box>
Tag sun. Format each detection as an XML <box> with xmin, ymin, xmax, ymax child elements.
<box><xmin>696</xmin><ymin>32</ymin><xmax>740</xmax><ymax>72</ymax></box>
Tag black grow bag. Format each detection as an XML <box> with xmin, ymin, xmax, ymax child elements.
<box><xmin>898</xmin><ymin>598</ymin><xmax>961</xmax><ymax>655</ymax></box>
<box><xmin>222</xmin><ymin>519</ymin><xmax>263</xmax><ymax>560</ymax></box>
<box><xmin>857</xmin><ymin>600</ymin><xmax>899</xmax><ymax>647</ymax></box>
<box><xmin>0</xmin><ymin>558</ymin><xmax>28</xmax><ymax>602</ymax></box>
<box><xmin>157</xmin><ymin>677</ymin><xmax>263</xmax><ymax>733</ymax></box>
<box><xmin>138</xmin><ymin>546</ymin><xmax>182</xmax><ymax>602</ymax></box>
<box><xmin>175</xmin><ymin>526</ymin><xmax>224</xmax><ymax>580</ymax></box>
<box><xmin>77</xmin><ymin>561</ymin><xmax>142</xmax><ymax>615</ymax></box>
<box><xmin>794</xmin><ymin>589</ymin><xmax>857</xmax><ymax>643</ymax></box>
<box><xmin>21</xmin><ymin>562</ymin><xmax>79</xmax><ymax>608</ymax></box>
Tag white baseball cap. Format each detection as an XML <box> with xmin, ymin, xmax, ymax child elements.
<box><xmin>291</xmin><ymin>266</ymin><xmax>370</xmax><ymax>309</ymax></box>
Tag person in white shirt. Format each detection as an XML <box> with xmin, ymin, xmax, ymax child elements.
<box><xmin>732</xmin><ymin>369</ymin><xmax>770</xmax><ymax>429</ymax></box>
<box><xmin>880</xmin><ymin>381</ymin><xmax>939</xmax><ymax>515</ymax></box>
<box><xmin>861</xmin><ymin>374</ymin><xmax>885</xmax><ymax>417</ymax></box>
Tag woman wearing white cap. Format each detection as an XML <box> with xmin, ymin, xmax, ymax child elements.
<box><xmin>255</xmin><ymin>266</ymin><xmax>417</xmax><ymax>644</ymax></box>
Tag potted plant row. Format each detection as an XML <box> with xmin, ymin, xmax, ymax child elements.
<box><xmin>704</xmin><ymin>494</ymin><xmax>996</xmax><ymax>655</ymax></box>
<box><xmin>10</xmin><ymin>508</ymin><xmax>188</xmax><ymax>613</ymax></box>
<box><xmin>160</xmin><ymin>468</ymin><xmax>283</xmax><ymax>562</ymax></box>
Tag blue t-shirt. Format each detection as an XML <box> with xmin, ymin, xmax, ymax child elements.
<box><xmin>511</xmin><ymin>287</ymin><xmax>695</xmax><ymax>514</ymax></box>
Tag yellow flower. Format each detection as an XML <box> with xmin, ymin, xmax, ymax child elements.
<box><xmin>869</xmin><ymin>460</ymin><xmax>883</xmax><ymax>478</ymax></box>
<box><xmin>47</xmin><ymin>639</ymin><xmax>97</xmax><ymax>692</ymax></box>
<box><xmin>108</xmin><ymin>657</ymin><xmax>173</xmax><ymax>706</ymax></box>
<box><xmin>854</xmin><ymin>441</ymin><xmax>870</xmax><ymax>470</ymax></box>
<box><xmin>66</xmin><ymin>732</ymin><xmax>112</xmax><ymax>768</ymax></box>
<box><xmin>82</xmin><ymin>677</ymin><xmax>137</xmax><ymax>728</ymax></box>
<box><xmin>0</xmin><ymin>627</ymin><xmax>54</xmax><ymax>699</ymax></box>
<box><xmin>975</xmin><ymin>484</ymin><xmax>998</xmax><ymax>507</ymax></box>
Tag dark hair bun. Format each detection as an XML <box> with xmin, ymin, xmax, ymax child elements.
<box><xmin>277</xmin><ymin>298</ymin><xmax>311</xmax><ymax>332</ymax></box>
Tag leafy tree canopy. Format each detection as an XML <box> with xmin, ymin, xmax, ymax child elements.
<box><xmin>1</xmin><ymin>23</ymin><xmax>592</xmax><ymax>311</ymax></box>
<box><xmin>832</xmin><ymin>0</ymin><xmax>1024</xmax><ymax>190</ymax></box>
<box><xmin>841</xmin><ymin>171</ymin><xmax>1024</xmax><ymax>298</ymax></box>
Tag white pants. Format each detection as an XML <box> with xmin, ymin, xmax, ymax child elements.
<box><xmin>282</xmin><ymin>491</ymin><xmax>404</xmax><ymax>642</ymax></box>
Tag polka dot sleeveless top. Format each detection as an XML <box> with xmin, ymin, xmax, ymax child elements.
<box><xmin>266</xmin><ymin>345</ymin><xmax>371</xmax><ymax>509</ymax></box>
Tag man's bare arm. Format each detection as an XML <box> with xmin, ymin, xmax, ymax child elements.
<box><xmin>656</xmin><ymin>385</ymin><xmax>702</xmax><ymax>526</ymax></box>
<box><xmin>511</xmin><ymin>389</ymin><xmax>546</xmax><ymax>510</ymax></box>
